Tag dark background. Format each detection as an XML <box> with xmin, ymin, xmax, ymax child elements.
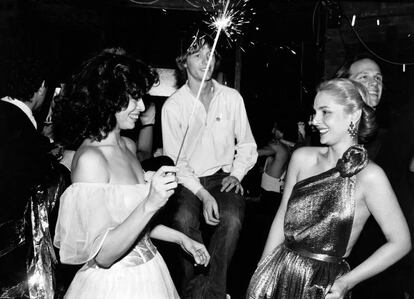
<box><xmin>1</xmin><ymin>1</ymin><xmax>413</xmax><ymax>298</ymax></box>
<box><xmin>1</xmin><ymin>0</ymin><xmax>414</xmax><ymax>147</ymax></box>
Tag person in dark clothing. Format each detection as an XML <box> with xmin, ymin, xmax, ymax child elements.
<box><xmin>0</xmin><ymin>57</ymin><xmax>51</xmax><ymax>295</ymax></box>
<box><xmin>375</xmin><ymin>101</ymin><xmax>414</xmax><ymax>298</ymax></box>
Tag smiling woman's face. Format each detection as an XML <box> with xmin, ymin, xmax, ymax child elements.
<box><xmin>312</xmin><ymin>91</ymin><xmax>353</xmax><ymax>145</ymax></box>
<box><xmin>115</xmin><ymin>95</ymin><xmax>145</xmax><ymax>130</ymax></box>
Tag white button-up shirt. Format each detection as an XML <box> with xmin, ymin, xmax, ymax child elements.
<box><xmin>162</xmin><ymin>80</ymin><xmax>258</xmax><ymax>194</ymax></box>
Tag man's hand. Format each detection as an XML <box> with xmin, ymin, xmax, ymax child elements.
<box><xmin>220</xmin><ymin>175</ymin><xmax>244</xmax><ymax>195</ymax></box>
<box><xmin>196</xmin><ymin>189</ymin><xmax>220</xmax><ymax>226</ymax></box>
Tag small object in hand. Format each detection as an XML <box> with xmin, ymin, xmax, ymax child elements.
<box><xmin>165</xmin><ymin>172</ymin><xmax>176</xmax><ymax>179</ymax></box>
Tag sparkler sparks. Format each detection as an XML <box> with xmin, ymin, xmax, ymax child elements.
<box><xmin>204</xmin><ymin>0</ymin><xmax>253</xmax><ymax>43</ymax></box>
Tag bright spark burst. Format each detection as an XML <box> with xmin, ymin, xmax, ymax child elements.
<box><xmin>204</xmin><ymin>0</ymin><xmax>253</xmax><ymax>43</ymax></box>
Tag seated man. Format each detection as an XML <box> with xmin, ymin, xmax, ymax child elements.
<box><xmin>162</xmin><ymin>34</ymin><xmax>257</xmax><ymax>299</ymax></box>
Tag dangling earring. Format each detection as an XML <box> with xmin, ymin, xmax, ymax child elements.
<box><xmin>347</xmin><ymin>121</ymin><xmax>358</xmax><ymax>138</ymax></box>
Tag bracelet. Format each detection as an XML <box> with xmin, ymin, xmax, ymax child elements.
<box><xmin>141</xmin><ymin>123</ymin><xmax>155</xmax><ymax>128</ymax></box>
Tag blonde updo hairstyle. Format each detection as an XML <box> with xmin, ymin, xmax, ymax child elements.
<box><xmin>317</xmin><ymin>78</ymin><xmax>377</xmax><ymax>143</ymax></box>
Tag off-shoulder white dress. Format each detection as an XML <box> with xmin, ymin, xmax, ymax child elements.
<box><xmin>54</xmin><ymin>181</ymin><xmax>180</xmax><ymax>299</ymax></box>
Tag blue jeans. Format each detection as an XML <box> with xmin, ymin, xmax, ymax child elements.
<box><xmin>170</xmin><ymin>171</ymin><xmax>245</xmax><ymax>299</ymax></box>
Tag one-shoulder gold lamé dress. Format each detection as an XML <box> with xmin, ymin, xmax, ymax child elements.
<box><xmin>247</xmin><ymin>145</ymin><xmax>368</xmax><ymax>299</ymax></box>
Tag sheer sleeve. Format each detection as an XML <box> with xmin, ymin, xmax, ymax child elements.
<box><xmin>54</xmin><ymin>184</ymin><xmax>127</xmax><ymax>265</ymax></box>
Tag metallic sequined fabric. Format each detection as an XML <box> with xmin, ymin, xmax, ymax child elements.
<box><xmin>0</xmin><ymin>162</ymin><xmax>70</xmax><ymax>299</ymax></box>
<box><xmin>247</xmin><ymin>145</ymin><xmax>368</xmax><ymax>299</ymax></box>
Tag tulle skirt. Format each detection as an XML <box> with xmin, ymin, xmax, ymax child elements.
<box><xmin>64</xmin><ymin>252</ymin><xmax>179</xmax><ymax>299</ymax></box>
<box><xmin>246</xmin><ymin>244</ymin><xmax>350</xmax><ymax>299</ymax></box>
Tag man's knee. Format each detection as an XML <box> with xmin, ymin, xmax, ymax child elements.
<box><xmin>173</xmin><ymin>207</ymin><xmax>199</xmax><ymax>229</ymax></box>
<box><xmin>218</xmin><ymin>192</ymin><xmax>245</xmax><ymax>220</ymax></box>
<box><xmin>219</xmin><ymin>195</ymin><xmax>245</xmax><ymax>234</ymax></box>
<box><xmin>220</xmin><ymin>210</ymin><xmax>243</xmax><ymax>234</ymax></box>
<box><xmin>170</xmin><ymin>186</ymin><xmax>200</xmax><ymax>229</ymax></box>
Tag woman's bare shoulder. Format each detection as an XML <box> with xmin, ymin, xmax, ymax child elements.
<box><xmin>291</xmin><ymin>146</ymin><xmax>325</xmax><ymax>162</ymax></box>
<box><xmin>72</xmin><ymin>146</ymin><xmax>109</xmax><ymax>183</ymax></box>
<box><xmin>357</xmin><ymin>160</ymin><xmax>386</xmax><ymax>184</ymax></box>
<box><xmin>73</xmin><ymin>145</ymin><xmax>105</xmax><ymax>164</ymax></box>
<box><xmin>287</xmin><ymin>147</ymin><xmax>325</xmax><ymax>179</ymax></box>
<box><xmin>356</xmin><ymin>160</ymin><xmax>393</xmax><ymax>203</ymax></box>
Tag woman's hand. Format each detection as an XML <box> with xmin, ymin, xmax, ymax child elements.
<box><xmin>146</xmin><ymin>166</ymin><xmax>177</xmax><ymax>211</ymax></box>
<box><xmin>324</xmin><ymin>278</ymin><xmax>349</xmax><ymax>299</ymax></box>
<box><xmin>179</xmin><ymin>235</ymin><xmax>210</xmax><ymax>267</ymax></box>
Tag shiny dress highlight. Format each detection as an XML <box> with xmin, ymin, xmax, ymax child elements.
<box><xmin>247</xmin><ymin>145</ymin><xmax>368</xmax><ymax>299</ymax></box>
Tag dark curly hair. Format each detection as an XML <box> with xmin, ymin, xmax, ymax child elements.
<box><xmin>52</xmin><ymin>49</ymin><xmax>158</xmax><ymax>150</ymax></box>
<box><xmin>317</xmin><ymin>78</ymin><xmax>377</xmax><ymax>143</ymax></box>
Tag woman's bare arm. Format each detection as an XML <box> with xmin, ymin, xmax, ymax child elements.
<box><xmin>150</xmin><ymin>225</ymin><xmax>210</xmax><ymax>266</ymax></box>
<box><xmin>327</xmin><ymin>163</ymin><xmax>411</xmax><ymax>298</ymax></box>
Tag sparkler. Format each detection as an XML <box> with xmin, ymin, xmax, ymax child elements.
<box><xmin>175</xmin><ymin>0</ymin><xmax>252</xmax><ymax>165</ymax></box>
<box><xmin>205</xmin><ymin>0</ymin><xmax>253</xmax><ymax>44</ymax></box>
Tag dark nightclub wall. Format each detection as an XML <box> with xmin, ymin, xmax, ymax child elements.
<box><xmin>1</xmin><ymin>0</ymin><xmax>414</xmax><ymax>146</ymax></box>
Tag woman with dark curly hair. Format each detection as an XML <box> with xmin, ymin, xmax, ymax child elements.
<box><xmin>52</xmin><ymin>50</ymin><xmax>210</xmax><ymax>298</ymax></box>
<box><xmin>246</xmin><ymin>78</ymin><xmax>411</xmax><ymax>299</ymax></box>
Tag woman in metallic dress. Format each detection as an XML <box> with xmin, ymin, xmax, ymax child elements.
<box><xmin>247</xmin><ymin>78</ymin><xmax>411</xmax><ymax>299</ymax></box>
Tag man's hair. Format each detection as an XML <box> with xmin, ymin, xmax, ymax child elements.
<box><xmin>52</xmin><ymin>48</ymin><xmax>158</xmax><ymax>150</ymax></box>
<box><xmin>334</xmin><ymin>54</ymin><xmax>380</xmax><ymax>79</ymax></box>
<box><xmin>175</xmin><ymin>32</ymin><xmax>220</xmax><ymax>85</ymax></box>
<box><xmin>0</xmin><ymin>57</ymin><xmax>48</xmax><ymax>102</ymax></box>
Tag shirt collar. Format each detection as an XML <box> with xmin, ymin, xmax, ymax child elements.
<box><xmin>1</xmin><ymin>96</ymin><xmax>37</xmax><ymax>129</ymax></box>
<box><xmin>184</xmin><ymin>79</ymin><xmax>220</xmax><ymax>99</ymax></box>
